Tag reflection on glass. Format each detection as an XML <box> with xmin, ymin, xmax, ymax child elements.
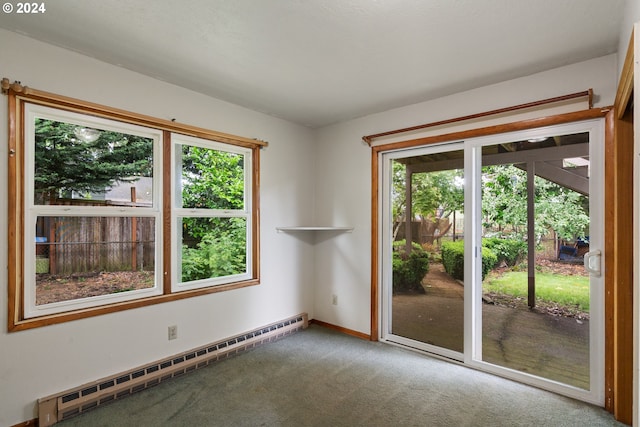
<box><xmin>390</xmin><ymin>150</ymin><xmax>465</xmax><ymax>353</ymax></box>
<box><xmin>180</xmin><ymin>217</ymin><xmax>247</xmax><ymax>282</ymax></box>
<box><xmin>33</xmin><ymin>118</ymin><xmax>154</xmax><ymax>206</ymax></box>
<box><xmin>35</xmin><ymin>216</ymin><xmax>156</xmax><ymax>306</ymax></box>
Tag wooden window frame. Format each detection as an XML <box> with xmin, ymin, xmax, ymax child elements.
<box><xmin>6</xmin><ymin>85</ymin><xmax>266</xmax><ymax>332</ymax></box>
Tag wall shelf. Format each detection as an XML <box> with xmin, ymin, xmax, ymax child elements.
<box><xmin>276</xmin><ymin>226</ymin><xmax>354</xmax><ymax>233</ymax></box>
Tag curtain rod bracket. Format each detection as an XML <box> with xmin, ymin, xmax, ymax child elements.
<box><xmin>1</xmin><ymin>77</ymin><xmax>27</xmax><ymax>94</ymax></box>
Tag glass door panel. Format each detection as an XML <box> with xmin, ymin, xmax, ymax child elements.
<box><xmin>479</xmin><ymin>132</ymin><xmax>594</xmax><ymax>390</ymax></box>
<box><xmin>385</xmin><ymin>147</ymin><xmax>465</xmax><ymax>356</ymax></box>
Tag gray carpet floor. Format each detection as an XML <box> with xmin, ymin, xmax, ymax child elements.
<box><xmin>58</xmin><ymin>324</ymin><xmax>625</xmax><ymax>426</ymax></box>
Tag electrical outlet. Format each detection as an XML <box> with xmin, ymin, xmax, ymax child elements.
<box><xmin>168</xmin><ymin>325</ymin><xmax>178</xmax><ymax>340</ymax></box>
<box><xmin>332</xmin><ymin>294</ymin><xmax>338</xmax><ymax>305</ymax></box>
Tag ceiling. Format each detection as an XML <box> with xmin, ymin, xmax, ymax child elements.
<box><xmin>0</xmin><ymin>0</ymin><xmax>626</xmax><ymax>128</ymax></box>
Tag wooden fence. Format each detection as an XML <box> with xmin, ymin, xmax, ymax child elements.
<box><xmin>35</xmin><ymin>198</ymin><xmax>155</xmax><ymax>275</ymax></box>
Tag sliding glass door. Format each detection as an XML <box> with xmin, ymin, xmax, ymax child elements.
<box><xmin>380</xmin><ymin>120</ymin><xmax>604</xmax><ymax>404</ymax></box>
<box><xmin>381</xmin><ymin>143</ymin><xmax>465</xmax><ymax>360</ymax></box>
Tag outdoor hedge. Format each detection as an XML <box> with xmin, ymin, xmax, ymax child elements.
<box><xmin>481</xmin><ymin>247</ymin><xmax>498</xmax><ymax>279</ymax></box>
<box><xmin>441</xmin><ymin>240</ymin><xmax>463</xmax><ymax>281</ymax></box>
<box><xmin>441</xmin><ymin>240</ymin><xmax>497</xmax><ymax>281</ymax></box>
<box><xmin>482</xmin><ymin>237</ymin><xmax>527</xmax><ymax>266</ymax></box>
<box><xmin>392</xmin><ymin>240</ymin><xmax>430</xmax><ymax>293</ymax></box>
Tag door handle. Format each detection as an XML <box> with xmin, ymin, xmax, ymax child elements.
<box><xmin>583</xmin><ymin>249</ymin><xmax>601</xmax><ymax>277</ymax></box>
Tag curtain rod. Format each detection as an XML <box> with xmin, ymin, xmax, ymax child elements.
<box><xmin>1</xmin><ymin>77</ymin><xmax>269</xmax><ymax>148</ymax></box>
<box><xmin>362</xmin><ymin>89</ymin><xmax>593</xmax><ymax>145</ymax></box>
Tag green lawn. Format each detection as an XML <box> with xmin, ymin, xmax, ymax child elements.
<box><xmin>483</xmin><ymin>271</ymin><xmax>590</xmax><ymax>311</ymax></box>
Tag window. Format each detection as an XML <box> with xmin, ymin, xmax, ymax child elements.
<box><xmin>172</xmin><ymin>135</ymin><xmax>252</xmax><ymax>290</ymax></box>
<box><xmin>6</xmin><ymin>85</ymin><xmax>265</xmax><ymax>330</ymax></box>
<box><xmin>24</xmin><ymin>105</ymin><xmax>163</xmax><ymax>319</ymax></box>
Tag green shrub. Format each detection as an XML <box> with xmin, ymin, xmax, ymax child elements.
<box><xmin>441</xmin><ymin>240</ymin><xmax>497</xmax><ymax>281</ymax></box>
<box><xmin>392</xmin><ymin>240</ymin><xmax>430</xmax><ymax>293</ymax></box>
<box><xmin>441</xmin><ymin>240</ymin><xmax>465</xmax><ymax>281</ymax></box>
<box><xmin>181</xmin><ymin>222</ymin><xmax>246</xmax><ymax>282</ymax></box>
<box><xmin>480</xmin><ymin>246</ymin><xmax>498</xmax><ymax>280</ymax></box>
<box><xmin>482</xmin><ymin>237</ymin><xmax>526</xmax><ymax>266</ymax></box>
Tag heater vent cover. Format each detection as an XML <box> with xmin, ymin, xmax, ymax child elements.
<box><xmin>38</xmin><ymin>313</ymin><xmax>308</xmax><ymax>426</ymax></box>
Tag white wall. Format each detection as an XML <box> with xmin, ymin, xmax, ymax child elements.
<box><xmin>618</xmin><ymin>0</ymin><xmax>640</xmax><ymax>79</ymax></box>
<box><xmin>312</xmin><ymin>54</ymin><xmax>618</xmax><ymax>336</ymax></box>
<box><xmin>0</xmin><ymin>29</ymin><xmax>317</xmax><ymax>426</ymax></box>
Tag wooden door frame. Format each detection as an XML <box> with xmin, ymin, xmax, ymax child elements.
<box><xmin>606</xmin><ymin>27</ymin><xmax>635</xmax><ymax>425</ymax></box>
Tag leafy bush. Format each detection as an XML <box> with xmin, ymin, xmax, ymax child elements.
<box><xmin>392</xmin><ymin>240</ymin><xmax>430</xmax><ymax>293</ymax></box>
<box><xmin>482</xmin><ymin>237</ymin><xmax>527</xmax><ymax>266</ymax></box>
<box><xmin>441</xmin><ymin>240</ymin><xmax>497</xmax><ymax>281</ymax></box>
<box><xmin>181</xmin><ymin>220</ymin><xmax>246</xmax><ymax>282</ymax></box>
<box><xmin>441</xmin><ymin>240</ymin><xmax>465</xmax><ymax>281</ymax></box>
<box><xmin>481</xmin><ymin>247</ymin><xmax>498</xmax><ymax>280</ymax></box>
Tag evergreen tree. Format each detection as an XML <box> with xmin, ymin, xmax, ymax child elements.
<box><xmin>34</xmin><ymin>118</ymin><xmax>153</xmax><ymax>201</ymax></box>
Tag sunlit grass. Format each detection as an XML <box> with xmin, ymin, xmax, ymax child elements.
<box><xmin>483</xmin><ymin>271</ymin><xmax>590</xmax><ymax>311</ymax></box>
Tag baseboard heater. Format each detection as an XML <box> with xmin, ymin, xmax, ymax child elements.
<box><xmin>38</xmin><ymin>313</ymin><xmax>308</xmax><ymax>426</ymax></box>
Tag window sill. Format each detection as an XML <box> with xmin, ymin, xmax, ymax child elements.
<box><xmin>9</xmin><ymin>278</ymin><xmax>260</xmax><ymax>332</ymax></box>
